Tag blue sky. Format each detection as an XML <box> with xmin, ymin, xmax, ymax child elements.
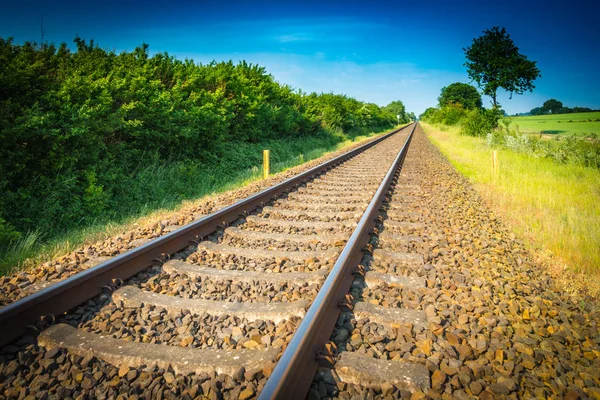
<box><xmin>1</xmin><ymin>0</ymin><xmax>598</xmax><ymax>115</ymax></box>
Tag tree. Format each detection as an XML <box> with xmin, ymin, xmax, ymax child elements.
<box><xmin>464</xmin><ymin>27</ymin><xmax>541</xmax><ymax>108</ymax></box>
<box><xmin>438</xmin><ymin>82</ymin><xmax>482</xmax><ymax>109</ymax></box>
<box><xmin>530</xmin><ymin>107</ymin><xmax>545</xmax><ymax>116</ymax></box>
<box><xmin>542</xmin><ymin>99</ymin><xmax>563</xmax><ymax>114</ymax></box>
<box><xmin>419</xmin><ymin>107</ymin><xmax>438</xmax><ymax>121</ymax></box>
<box><xmin>383</xmin><ymin>100</ymin><xmax>409</xmax><ymax>123</ymax></box>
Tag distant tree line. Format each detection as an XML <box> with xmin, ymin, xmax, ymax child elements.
<box><xmin>527</xmin><ymin>99</ymin><xmax>599</xmax><ymax>116</ymax></box>
<box><xmin>0</xmin><ymin>36</ymin><xmax>411</xmax><ymax>249</ymax></box>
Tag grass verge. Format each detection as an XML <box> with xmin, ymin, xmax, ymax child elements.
<box><xmin>0</xmin><ymin>128</ymin><xmax>393</xmax><ymax>276</ymax></box>
<box><xmin>422</xmin><ymin>122</ymin><xmax>600</xmax><ymax>298</ymax></box>
<box><xmin>509</xmin><ymin>111</ymin><xmax>600</xmax><ymax>136</ymax></box>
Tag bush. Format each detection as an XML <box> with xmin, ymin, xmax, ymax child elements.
<box><xmin>432</xmin><ymin>104</ymin><xmax>468</xmax><ymax>126</ymax></box>
<box><xmin>486</xmin><ymin>122</ymin><xmax>600</xmax><ymax>169</ymax></box>
<box><xmin>419</xmin><ymin>107</ymin><xmax>438</xmax><ymax>122</ymax></box>
<box><xmin>0</xmin><ymin>218</ymin><xmax>21</xmax><ymax>245</ymax></box>
<box><xmin>420</xmin><ymin>104</ymin><xmax>462</xmax><ymax>126</ymax></box>
<box><xmin>0</xmin><ymin>36</ymin><xmax>400</xmax><ymax>252</ymax></box>
<box><xmin>460</xmin><ymin>108</ymin><xmax>501</xmax><ymax>137</ymax></box>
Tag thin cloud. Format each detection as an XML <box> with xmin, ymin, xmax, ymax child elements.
<box><xmin>275</xmin><ymin>34</ymin><xmax>315</xmax><ymax>43</ymax></box>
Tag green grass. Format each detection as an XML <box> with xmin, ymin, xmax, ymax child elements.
<box><xmin>0</xmin><ymin>128</ymin><xmax>393</xmax><ymax>276</ymax></box>
<box><xmin>423</xmin><ymin>123</ymin><xmax>600</xmax><ymax>296</ymax></box>
<box><xmin>510</xmin><ymin>111</ymin><xmax>600</xmax><ymax>136</ymax></box>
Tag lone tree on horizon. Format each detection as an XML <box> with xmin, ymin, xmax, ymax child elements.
<box><xmin>464</xmin><ymin>26</ymin><xmax>541</xmax><ymax>109</ymax></box>
<box><xmin>543</xmin><ymin>98</ymin><xmax>563</xmax><ymax>114</ymax></box>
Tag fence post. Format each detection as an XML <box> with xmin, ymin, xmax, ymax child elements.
<box><xmin>492</xmin><ymin>150</ymin><xmax>499</xmax><ymax>174</ymax></box>
<box><xmin>263</xmin><ymin>150</ymin><xmax>270</xmax><ymax>179</ymax></box>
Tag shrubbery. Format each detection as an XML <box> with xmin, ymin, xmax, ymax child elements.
<box><xmin>460</xmin><ymin>108</ymin><xmax>503</xmax><ymax>137</ymax></box>
<box><xmin>0</xmin><ymin>37</ymin><xmax>405</xmax><ymax>252</ymax></box>
<box><xmin>488</xmin><ymin>123</ymin><xmax>600</xmax><ymax>169</ymax></box>
<box><xmin>419</xmin><ymin>81</ymin><xmax>504</xmax><ymax>137</ymax></box>
<box><xmin>420</xmin><ymin>88</ymin><xmax>600</xmax><ymax>169</ymax></box>
<box><xmin>420</xmin><ymin>103</ymin><xmax>501</xmax><ymax>137</ymax></box>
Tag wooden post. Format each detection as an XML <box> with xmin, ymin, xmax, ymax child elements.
<box><xmin>263</xmin><ymin>150</ymin><xmax>270</xmax><ymax>179</ymax></box>
<box><xmin>492</xmin><ymin>150</ymin><xmax>499</xmax><ymax>174</ymax></box>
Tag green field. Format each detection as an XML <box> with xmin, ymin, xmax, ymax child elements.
<box><xmin>510</xmin><ymin>112</ymin><xmax>600</xmax><ymax>136</ymax></box>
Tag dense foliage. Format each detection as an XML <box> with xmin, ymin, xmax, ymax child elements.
<box><xmin>464</xmin><ymin>27</ymin><xmax>540</xmax><ymax>108</ymax></box>
<box><xmin>0</xmin><ymin>37</ymin><xmax>401</xmax><ymax>251</ymax></box>
<box><xmin>383</xmin><ymin>100</ymin><xmax>415</xmax><ymax>124</ymax></box>
<box><xmin>488</xmin><ymin>123</ymin><xmax>600</xmax><ymax>169</ymax></box>
<box><xmin>423</xmin><ymin>82</ymin><xmax>502</xmax><ymax>136</ymax></box>
<box><xmin>420</xmin><ymin>102</ymin><xmax>502</xmax><ymax>138</ymax></box>
<box><xmin>438</xmin><ymin>83</ymin><xmax>482</xmax><ymax>110</ymax></box>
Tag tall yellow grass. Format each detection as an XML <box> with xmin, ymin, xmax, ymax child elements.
<box><xmin>422</xmin><ymin>123</ymin><xmax>600</xmax><ymax>297</ymax></box>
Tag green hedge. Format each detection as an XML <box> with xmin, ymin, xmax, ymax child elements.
<box><xmin>0</xmin><ymin>37</ymin><xmax>400</xmax><ymax>250</ymax></box>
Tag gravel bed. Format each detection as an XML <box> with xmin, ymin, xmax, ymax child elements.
<box><xmin>310</xmin><ymin>125</ymin><xmax>600</xmax><ymax>399</ymax></box>
<box><xmin>359</xmin><ymin>285</ymin><xmax>429</xmax><ymax>312</ymax></box>
<box><xmin>184</xmin><ymin>250</ymin><xmax>334</xmax><ymax>273</ymax></box>
<box><xmin>329</xmin><ymin>311</ymin><xmax>425</xmax><ymax>362</ymax></box>
<box><xmin>256</xmin><ymin>209</ymin><xmax>363</xmax><ymax>223</ymax></box>
<box><xmin>272</xmin><ymin>201</ymin><xmax>363</xmax><ymax>213</ymax></box>
<box><xmin>0</xmin><ymin>267</ymin><xmax>305</xmax><ymax>399</ymax></box>
<box><xmin>220</xmin><ymin>233</ymin><xmax>341</xmax><ymax>252</ymax></box>
<box><xmin>0</xmin><ymin>345</ymin><xmax>270</xmax><ymax>400</ymax></box>
<box><xmin>370</xmin><ymin>234</ymin><xmax>428</xmax><ymax>256</ymax></box>
<box><xmin>142</xmin><ymin>272</ymin><xmax>321</xmax><ymax>303</ymax></box>
<box><xmin>243</xmin><ymin>219</ymin><xmax>356</xmax><ymax>235</ymax></box>
<box><xmin>367</xmin><ymin>257</ymin><xmax>433</xmax><ymax>279</ymax></box>
<box><xmin>80</xmin><ymin>302</ymin><xmax>301</xmax><ymax>351</ymax></box>
<box><xmin>287</xmin><ymin>194</ymin><xmax>369</xmax><ymax>205</ymax></box>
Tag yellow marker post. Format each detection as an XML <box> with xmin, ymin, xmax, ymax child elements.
<box><xmin>263</xmin><ymin>150</ymin><xmax>270</xmax><ymax>179</ymax></box>
<box><xmin>492</xmin><ymin>150</ymin><xmax>499</xmax><ymax>174</ymax></box>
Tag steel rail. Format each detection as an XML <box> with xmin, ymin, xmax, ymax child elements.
<box><xmin>258</xmin><ymin>123</ymin><xmax>417</xmax><ymax>400</ymax></box>
<box><xmin>0</xmin><ymin>123</ymin><xmax>414</xmax><ymax>347</ymax></box>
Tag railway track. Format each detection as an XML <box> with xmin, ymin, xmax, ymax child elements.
<box><xmin>0</xmin><ymin>123</ymin><xmax>420</xmax><ymax>399</ymax></box>
<box><xmin>309</xmin><ymin>125</ymin><xmax>600</xmax><ymax>399</ymax></box>
<box><xmin>305</xmin><ymin>126</ymin><xmax>434</xmax><ymax>399</ymax></box>
<box><xmin>5</xmin><ymin>122</ymin><xmax>597</xmax><ymax>399</ymax></box>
